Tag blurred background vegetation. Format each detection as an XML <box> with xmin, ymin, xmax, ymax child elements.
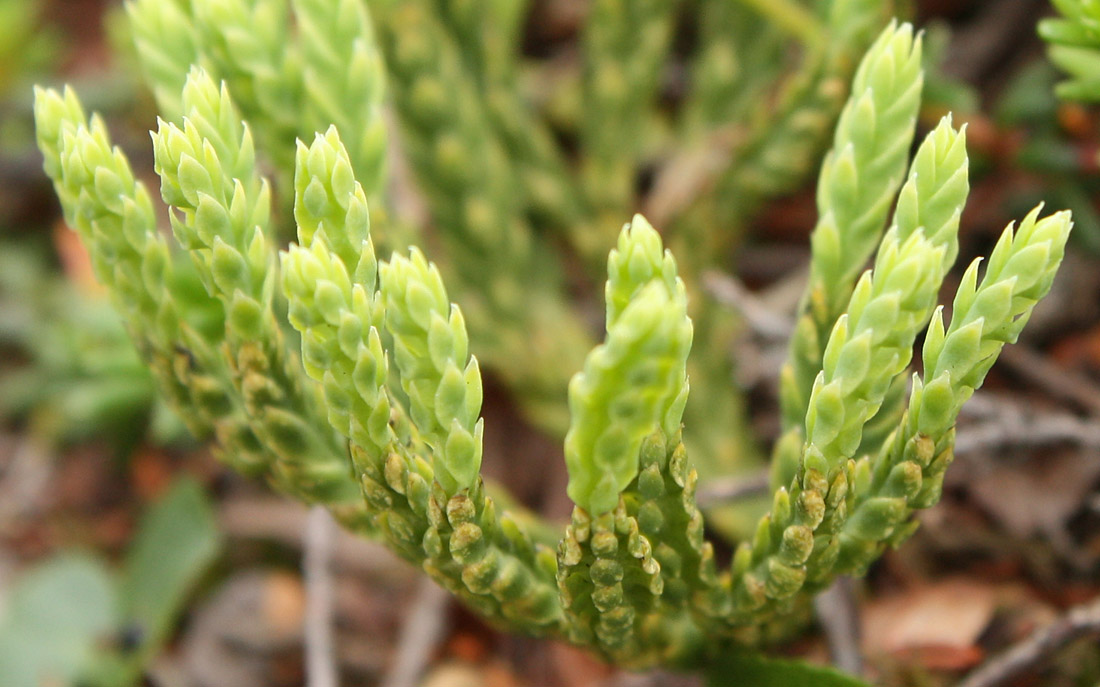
<box><xmin>2</xmin><ymin>0</ymin><xmax>1100</xmax><ymax>686</ymax></box>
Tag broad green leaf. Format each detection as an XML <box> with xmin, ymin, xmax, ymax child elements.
<box><xmin>119</xmin><ymin>478</ymin><xmax>221</xmax><ymax>670</ymax></box>
<box><xmin>0</xmin><ymin>554</ymin><xmax>118</xmax><ymax>687</ymax></box>
<box><xmin>706</xmin><ymin>652</ymin><xmax>871</xmax><ymax>687</ymax></box>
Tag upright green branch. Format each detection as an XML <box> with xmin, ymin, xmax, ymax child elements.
<box><xmin>152</xmin><ymin>68</ymin><xmax>367</xmax><ymax>525</ymax></box>
<box><xmin>727</xmin><ymin>213</ymin><xmax>953</xmax><ymax>623</ymax></box>
<box><xmin>33</xmin><ymin>86</ymin><xmax>270</xmax><ymax>477</ymax></box>
<box><xmin>779</xmin><ymin>21</ymin><xmax>923</xmax><ymax>441</ymax></box>
<box><xmin>831</xmin><ymin>207</ymin><xmax>1072</xmax><ymax>576</ymax></box>
<box><xmin>558</xmin><ymin>217</ymin><xmax>710</xmax><ymax>666</ymax></box>
<box><xmin>579</xmin><ymin>0</ymin><xmax>680</xmax><ymax>228</ymax></box>
<box><xmin>381</xmin><ymin>249</ymin><xmax>484</xmax><ymax>496</ymax></box>
<box><xmin>293</xmin><ymin>0</ymin><xmax>389</xmax><ymax>197</ymax></box>
<box><xmin>282</xmin><ymin>129</ymin><xmax>565</xmax><ymax>633</ymax></box>
<box><xmin>724</xmin><ymin>118</ymin><xmax>1068</xmax><ymax>624</ymax></box>
<box><xmin>374</xmin><ymin>1</ymin><xmax>591</xmax><ymax>435</ymax></box>
<box><xmin>564</xmin><ymin>215</ymin><xmax>692</xmax><ymax>516</ymax></box>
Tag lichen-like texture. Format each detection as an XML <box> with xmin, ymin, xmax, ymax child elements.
<box><xmin>36</xmin><ymin>6</ymin><xmax>1072</xmax><ymax>672</ymax></box>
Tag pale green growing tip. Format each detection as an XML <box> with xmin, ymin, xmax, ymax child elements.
<box><xmin>293</xmin><ymin>125</ymin><xmax>376</xmax><ymax>285</ymax></box>
<box><xmin>566</xmin><ymin>216</ymin><xmax>692</xmax><ymax>515</ymax></box>
<box><xmin>892</xmin><ymin>114</ymin><xmax>969</xmax><ymax>273</ymax></box>
<box><xmin>916</xmin><ymin>205</ymin><xmax>1072</xmax><ymax>437</ymax></box>
<box><xmin>605</xmin><ymin>214</ymin><xmax>681</xmax><ymax>329</ymax></box>
<box><xmin>381</xmin><ymin>248</ymin><xmax>484</xmax><ymax>495</ymax></box>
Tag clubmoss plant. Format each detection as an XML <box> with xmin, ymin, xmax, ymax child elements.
<box><xmin>35</xmin><ymin>3</ymin><xmax>1072</xmax><ymax>675</ymax></box>
<box><xmin>117</xmin><ymin>0</ymin><xmax>899</xmax><ymax>536</ymax></box>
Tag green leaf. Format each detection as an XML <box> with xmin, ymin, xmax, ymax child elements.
<box><xmin>118</xmin><ymin>478</ymin><xmax>221</xmax><ymax>672</ymax></box>
<box><xmin>706</xmin><ymin>652</ymin><xmax>871</xmax><ymax>687</ymax></box>
<box><xmin>0</xmin><ymin>554</ymin><xmax>118</xmax><ymax>687</ymax></box>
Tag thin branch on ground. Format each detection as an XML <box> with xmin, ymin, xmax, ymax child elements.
<box><xmin>644</xmin><ymin>131</ymin><xmax>739</xmax><ymax>227</ymax></box>
<box><xmin>697</xmin><ymin>394</ymin><xmax>1100</xmax><ymax>507</ymax></box>
<box><xmin>955</xmin><ymin>394</ymin><xmax>1100</xmax><ymax>455</ymax></box>
<box><xmin>381</xmin><ymin>576</ymin><xmax>451</xmax><ymax>687</ymax></box>
<box><xmin>384</xmin><ymin>104</ymin><xmax>430</xmax><ymax>228</ymax></box>
<box><xmin>941</xmin><ymin>0</ymin><xmax>1049</xmax><ymax>83</ymax></box>
<box><xmin>304</xmin><ymin>506</ymin><xmax>338</xmax><ymax>687</ymax></box>
<box><xmin>997</xmin><ymin>344</ymin><xmax>1100</xmax><ymax>417</ymax></box>
<box><xmin>695</xmin><ymin>470</ymin><xmax>771</xmax><ymax>507</ymax></box>
<box><xmin>958</xmin><ymin>595</ymin><xmax>1100</xmax><ymax>687</ymax></box>
<box><xmin>220</xmin><ymin>498</ymin><xmax>403</xmax><ymax>575</ymax></box>
<box><xmin>814</xmin><ymin>577</ymin><xmax>863</xmax><ymax>677</ymax></box>
<box><xmin>0</xmin><ymin>435</ymin><xmax>51</xmax><ymax>531</ymax></box>
<box><xmin>702</xmin><ymin>270</ymin><xmax>799</xmax><ymax>387</ymax></box>
<box><xmin>611</xmin><ymin>670</ymin><xmax>703</xmax><ymax>687</ymax></box>
<box><xmin>702</xmin><ymin>270</ymin><xmax>795</xmax><ymax>340</ymax></box>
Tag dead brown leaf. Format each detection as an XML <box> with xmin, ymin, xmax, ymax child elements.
<box><xmin>863</xmin><ymin>578</ymin><xmax>999</xmax><ymax>666</ymax></box>
<box><xmin>968</xmin><ymin>451</ymin><xmax>1100</xmax><ymax>565</ymax></box>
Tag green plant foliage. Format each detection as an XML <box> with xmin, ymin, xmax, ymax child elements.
<box><xmin>565</xmin><ymin>215</ymin><xmax>692</xmax><ymax>516</ymax></box>
<box><xmin>33</xmin><ymin>86</ymin><xmax>233</xmax><ymax>451</ymax></box>
<box><xmin>154</xmin><ymin>67</ymin><xmax>376</xmax><ymax>526</ymax></box>
<box><xmin>1040</xmin><ymin>0</ymin><xmax>1100</xmax><ymax>102</ymax></box>
<box><xmin>0</xmin><ymin>0</ymin><xmax>58</xmax><ymax>95</ymax></box>
<box><xmin>580</xmin><ymin>0</ymin><xmax>679</xmax><ymax>216</ymax></box>
<box><xmin>33</xmin><ymin>2</ymin><xmax>1074</xmax><ymax>676</ymax></box>
<box><xmin>0</xmin><ymin>479</ymin><xmax>220</xmax><ymax>687</ymax></box>
<box><xmin>706</xmin><ymin>652</ymin><xmax>872</xmax><ymax>687</ymax></box>
<box><xmin>780</xmin><ymin>21</ymin><xmax>924</xmax><ymax>436</ymax></box>
<box><xmin>0</xmin><ymin>555</ymin><xmax>117</xmax><ymax>687</ymax></box>
<box><xmin>283</xmin><ymin>128</ymin><xmax>563</xmax><ymax>633</ymax></box>
<box><xmin>115</xmin><ymin>479</ymin><xmax>221</xmax><ymax>677</ymax></box>
<box><xmin>0</xmin><ymin>244</ymin><xmax>182</xmax><ymax>447</ymax></box>
<box><xmin>674</xmin><ymin>0</ymin><xmax>897</xmax><ymax>534</ymax></box>
<box><xmin>381</xmin><ymin>247</ymin><xmax>484</xmax><ymax>495</ymax></box>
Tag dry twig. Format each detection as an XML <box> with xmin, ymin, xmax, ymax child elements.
<box><xmin>702</xmin><ymin>270</ymin><xmax>795</xmax><ymax>341</ymax></box>
<box><xmin>380</xmin><ymin>577</ymin><xmax>451</xmax><ymax>687</ymax></box>
<box><xmin>997</xmin><ymin>344</ymin><xmax>1100</xmax><ymax>417</ymax></box>
<box><xmin>956</xmin><ymin>394</ymin><xmax>1100</xmax><ymax>455</ymax></box>
<box><xmin>958</xmin><ymin>595</ymin><xmax>1100</xmax><ymax>687</ymax></box>
<box><xmin>219</xmin><ymin>498</ymin><xmax>404</xmax><ymax>576</ymax></box>
<box><xmin>304</xmin><ymin>506</ymin><xmax>338</xmax><ymax>687</ymax></box>
<box><xmin>813</xmin><ymin>577</ymin><xmax>863</xmax><ymax>677</ymax></box>
<box><xmin>694</xmin><ymin>470</ymin><xmax>771</xmax><ymax>507</ymax></box>
<box><xmin>0</xmin><ymin>435</ymin><xmax>51</xmax><ymax>530</ymax></box>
